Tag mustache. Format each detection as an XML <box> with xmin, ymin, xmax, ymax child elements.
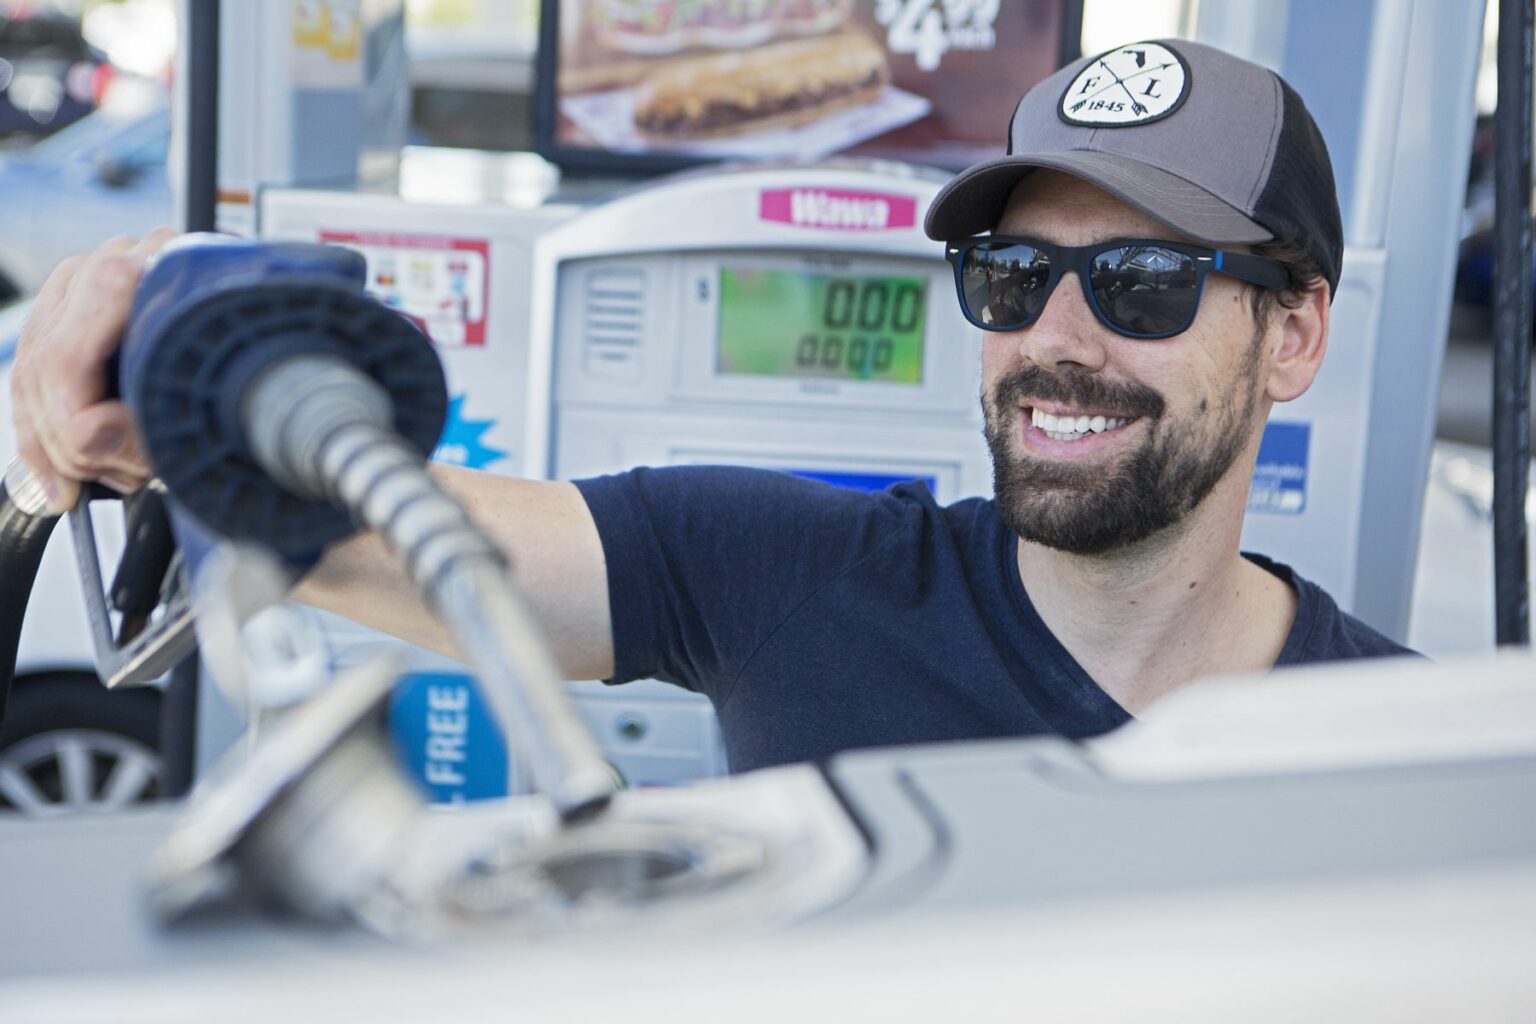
<box><xmin>990</xmin><ymin>365</ymin><xmax>1165</xmax><ymax>420</ymax></box>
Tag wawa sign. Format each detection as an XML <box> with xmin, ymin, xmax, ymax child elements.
<box><xmin>759</xmin><ymin>188</ymin><xmax>918</xmax><ymax>232</ymax></box>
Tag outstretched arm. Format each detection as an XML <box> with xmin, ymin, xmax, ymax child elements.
<box><xmin>293</xmin><ymin>466</ymin><xmax>614</xmax><ymax>679</ymax></box>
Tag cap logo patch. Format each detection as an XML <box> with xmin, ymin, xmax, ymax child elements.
<box><xmin>1059</xmin><ymin>42</ymin><xmax>1189</xmax><ymax>127</ymax></box>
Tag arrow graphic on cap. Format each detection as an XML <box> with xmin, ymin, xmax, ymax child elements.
<box><xmin>1098</xmin><ymin>60</ymin><xmax>1150</xmax><ymax>116</ymax></box>
<box><xmin>1070</xmin><ymin>62</ymin><xmax>1179</xmax><ymax>113</ymax></box>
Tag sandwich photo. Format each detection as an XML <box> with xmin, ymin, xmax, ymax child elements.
<box><xmin>632</xmin><ymin>30</ymin><xmax>890</xmax><ymax>139</ymax></box>
<box><xmin>552</xmin><ymin>0</ymin><xmax>1063</xmax><ymax>169</ymax></box>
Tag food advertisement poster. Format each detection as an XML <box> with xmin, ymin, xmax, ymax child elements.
<box><xmin>551</xmin><ymin>0</ymin><xmax>1071</xmax><ymax>169</ymax></box>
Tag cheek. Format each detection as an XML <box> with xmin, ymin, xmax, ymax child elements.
<box><xmin>1152</xmin><ymin>304</ymin><xmax>1262</xmax><ymax>418</ymax></box>
<box><xmin>979</xmin><ymin>334</ymin><xmax>1019</xmax><ymax>384</ymax></box>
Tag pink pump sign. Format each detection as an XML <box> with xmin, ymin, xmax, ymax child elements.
<box><xmin>759</xmin><ymin>188</ymin><xmax>918</xmax><ymax>232</ymax></box>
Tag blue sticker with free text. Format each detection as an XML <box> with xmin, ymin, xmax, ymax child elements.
<box><xmin>390</xmin><ymin>672</ymin><xmax>508</xmax><ymax>803</ymax></box>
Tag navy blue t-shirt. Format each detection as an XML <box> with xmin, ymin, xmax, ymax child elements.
<box><xmin>574</xmin><ymin>466</ymin><xmax>1414</xmax><ymax>773</ymax></box>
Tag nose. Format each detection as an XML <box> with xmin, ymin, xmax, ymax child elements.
<box><xmin>1004</xmin><ymin>271</ymin><xmax>1110</xmax><ymax>373</ymax></box>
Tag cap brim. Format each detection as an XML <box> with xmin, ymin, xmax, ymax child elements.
<box><xmin>923</xmin><ymin>150</ymin><xmax>1275</xmax><ymax>247</ymax></box>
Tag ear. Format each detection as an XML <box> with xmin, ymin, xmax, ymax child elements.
<box><xmin>1264</xmin><ymin>282</ymin><xmax>1329</xmax><ymax>403</ymax></box>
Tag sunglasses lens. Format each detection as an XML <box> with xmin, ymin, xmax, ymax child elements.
<box><xmin>1090</xmin><ymin>245</ymin><xmax>1200</xmax><ymax>336</ymax></box>
<box><xmin>960</xmin><ymin>242</ymin><xmax>1051</xmax><ymax>329</ymax></box>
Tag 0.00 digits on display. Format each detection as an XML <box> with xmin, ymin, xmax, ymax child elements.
<box><xmin>794</xmin><ymin>334</ymin><xmax>895</xmax><ymax>375</ymax></box>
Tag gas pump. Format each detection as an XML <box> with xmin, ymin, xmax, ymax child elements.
<box><xmin>256</xmin><ymin>159</ymin><xmax>998</xmax><ymax>788</ymax></box>
<box><xmin>539</xmin><ymin>161</ymin><xmax>991</xmax><ymax>783</ymax></box>
<box><xmin>254</xmin><ymin>173</ymin><xmax>596</xmax><ymax>798</ymax></box>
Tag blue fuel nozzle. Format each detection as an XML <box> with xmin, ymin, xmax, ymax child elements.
<box><xmin>120</xmin><ymin>234</ymin><xmax>447</xmax><ymax>568</ymax></box>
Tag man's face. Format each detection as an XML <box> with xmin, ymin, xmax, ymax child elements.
<box><xmin>979</xmin><ymin>171</ymin><xmax>1273</xmax><ymax>555</ymax></box>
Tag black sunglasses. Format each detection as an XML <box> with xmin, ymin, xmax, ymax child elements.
<box><xmin>945</xmin><ymin>236</ymin><xmax>1289</xmax><ymax>340</ymax></box>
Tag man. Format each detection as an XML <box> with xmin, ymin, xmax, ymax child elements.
<box><xmin>9</xmin><ymin>40</ymin><xmax>1411</xmax><ymax>773</ymax></box>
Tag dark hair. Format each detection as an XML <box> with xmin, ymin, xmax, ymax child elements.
<box><xmin>1248</xmin><ymin>231</ymin><xmax>1327</xmax><ymax>326</ymax></box>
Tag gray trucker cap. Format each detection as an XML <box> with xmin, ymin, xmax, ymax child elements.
<box><xmin>924</xmin><ymin>39</ymin><xmax>1344</xmax><ymax>295</ymax></box>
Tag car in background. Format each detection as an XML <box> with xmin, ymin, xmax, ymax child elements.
<box><xmin>0</xmin><ymin>11</ymin><xmax>112</xmax><ymax>142</ymax></box>
<box><xmin>0</xmin><ymin>297</ymin><xmax>164</xmax><ymax>816</ymax></box>
<box><xmin>0</xmin><ymin>98</ymin><xmax>169</xmax><ymax>303</ymax></box>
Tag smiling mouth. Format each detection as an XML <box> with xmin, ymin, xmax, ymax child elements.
<box><xmin>1026</xmin><ymin>406</ymin><xmax>1140</xmax><ymax>443</ymax></box>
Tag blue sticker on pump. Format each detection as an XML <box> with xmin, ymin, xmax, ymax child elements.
<box><xmin>1249</xmin><ymin>421</ymin><xmax>1309</xmax><ymax>515</ymax></box>
<box><xmin>784</xmin><ymin>468</ymin><xmax>936</xmax><ymax>494</ymax></box>
<box><xmin>390</xmin><ymin>672</ymin><xmax>509</xmax><ymax>803</ymax></box>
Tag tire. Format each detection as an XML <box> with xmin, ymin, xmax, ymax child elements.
<box><xmin>0</xmin><ymin>672</ymin><xmax>163</xmax><ymax>816</ymax></box>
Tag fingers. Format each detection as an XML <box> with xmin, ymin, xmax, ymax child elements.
<box><xmin>57</xmin><ymin>240</ymin><xmax>154</xmax><ymax>366</ymax></box>
<box><xmin>13</xmin><ymin>423</ymin><xmax>77</xmax><ymax>512</ymax></box>
<box><xmin>24</xmin><ymin>251</ymin><xmax>141</xmax><ymax>492</ymax></box>
<box><xmin>23</xmin><ymin>230</ymin><xmax>165</xmax><ymax>341</ymax></box>
<box><xmin>131</xmin><ymin>226</ymin><xmax>180</xmax><ymax>260</ymax></box>
<box><xmin>10</xmin><ymin>307</ymin><xmax>74</xmax><ymax>510</ymax></box>
<box><xmin>57</xmin><ymin>401</ymin><xmax>151</xmax><ymax>481</ymax></box>
<box><xmin>11</xmin><ymin>232</ymin><xmax>174</xmax><ymax>513</ymax></box>
<box><xmin>22</xmin><ymin>254</ymin><xmax>87</xmax><ymax>351</ymax></box>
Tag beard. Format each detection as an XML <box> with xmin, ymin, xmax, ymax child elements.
<box><xmin>984</xmin><ymin>332</ymin><xmax>1263</xmax><ymax>556</ymax></box>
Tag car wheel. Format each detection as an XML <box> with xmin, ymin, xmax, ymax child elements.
<box><xmin>0</xmin><ymin>672</ymin><xmax>163</xmax><ymax>817</ymax></box>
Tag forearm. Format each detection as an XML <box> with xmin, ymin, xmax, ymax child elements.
<box><xmin>291</xmin><ymin>527</ymin><xmax>461</xmax><ymax>658</ymax></box>
<box><xmin>290</xmin><ymin>465</ymin><xmax>616</xmax><ymax>680</ymax></box>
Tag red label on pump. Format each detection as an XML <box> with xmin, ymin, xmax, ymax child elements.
<box><xmin>759</xmin><ymin>188</ymin><xmax>917</xmax><ymax>232</ymax></box>
<box><xmin>319</xmin><ymin>231</ymin><xmax>489</xmax><ymax>347</ymax></box>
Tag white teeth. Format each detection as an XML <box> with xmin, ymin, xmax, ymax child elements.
<box><xmin>1029</xmin><ymin>407</ymin><xmax>1132</xmax><ymax>439</ymax></box>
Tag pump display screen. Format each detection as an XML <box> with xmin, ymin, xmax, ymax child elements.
<box><xmin>716</xmin><ymin>267</ymin><xmax>926</xmax><ymax>384</ymax></box>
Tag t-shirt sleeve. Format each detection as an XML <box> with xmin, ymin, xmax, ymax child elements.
<box><xmin>572</xmin><ymin>465</ymin><xmax>911</xmax><ymax>704</ymax></box>
<box><xmin>1279</xmin><ymin>567</ymin><xmax>1423</xmax><ymax>663</ymax></box>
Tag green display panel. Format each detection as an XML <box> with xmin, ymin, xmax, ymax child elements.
<box><xmin>716</xmin><ymin>267</ymin><xmax>926</xmax><ymax>384</ymax></box>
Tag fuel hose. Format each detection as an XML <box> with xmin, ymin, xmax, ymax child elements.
<box><xmin>0</xmin><ymin>460</ymin><xmax>60</xmax><ymax>731</ymax></box>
